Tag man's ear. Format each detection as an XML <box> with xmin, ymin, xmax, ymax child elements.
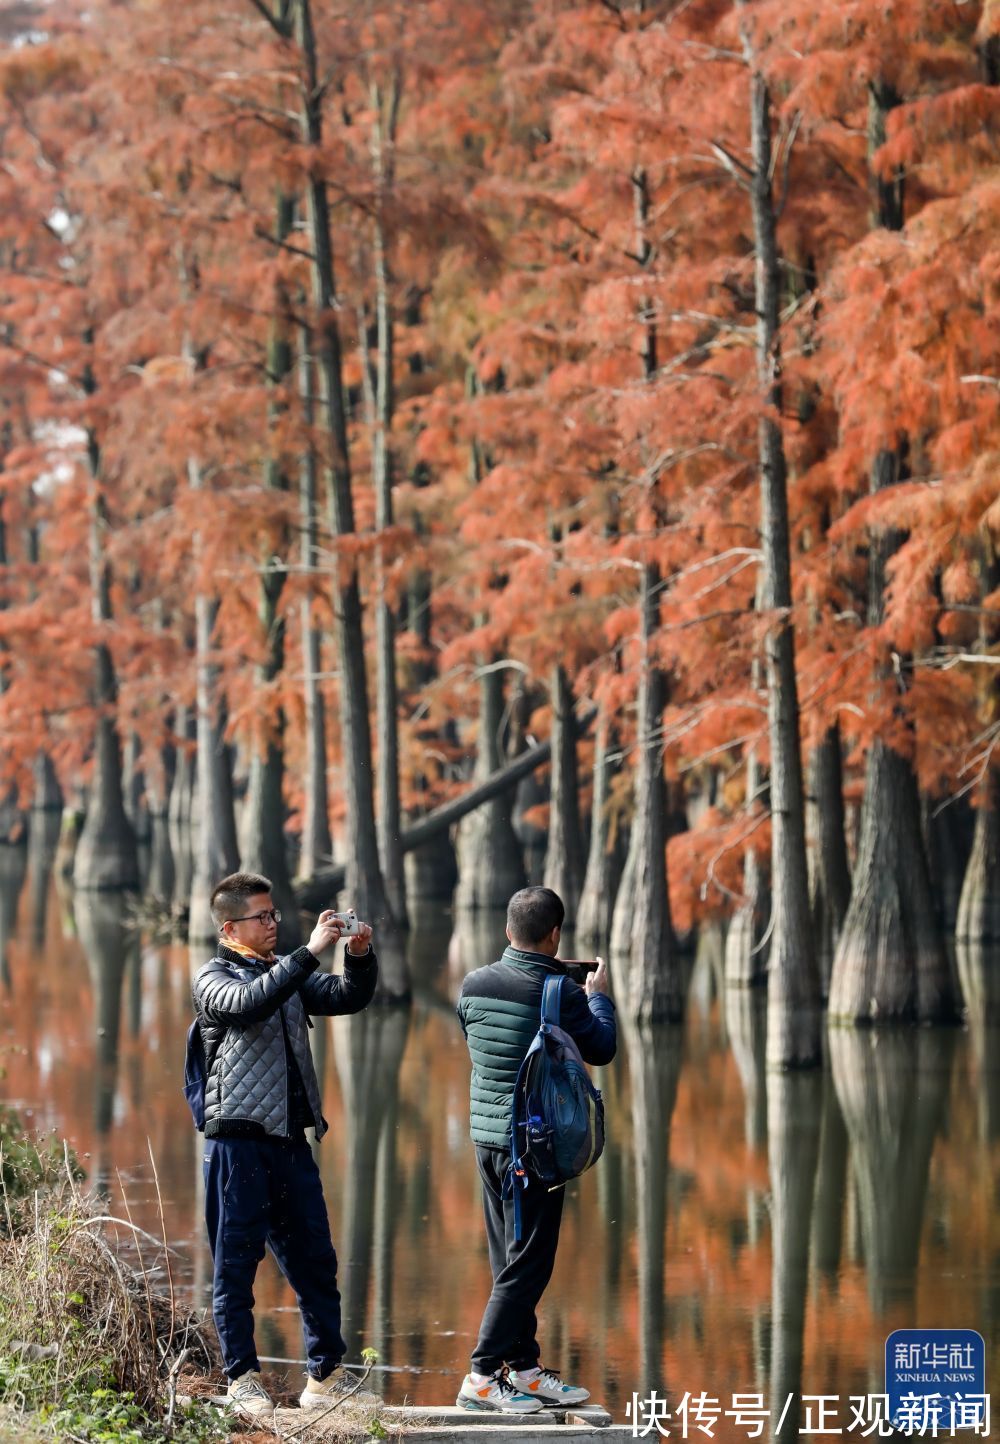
<box><xmin>505</xmin><ymin>926</ymin><xmax>513</xmax><ymax>943</ymax></box>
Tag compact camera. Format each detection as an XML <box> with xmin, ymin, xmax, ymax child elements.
<box><xmin>331</xmin><ymin>908</ymin><xmax>362</xmax><ymax>937</ymax></box>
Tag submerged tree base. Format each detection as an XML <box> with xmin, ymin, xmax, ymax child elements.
<box><xmin>828</xmin><ymin>741</ymin><xmax>957</xmax><ymax>1025</ymax></box>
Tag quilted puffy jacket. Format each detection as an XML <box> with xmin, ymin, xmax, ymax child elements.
<box><xmin>457</xmin><ymin>945</ymin><xmax>617</xmax><ymax>1151</ymax></box>
<box><xmin>192</xmin><ymin>942</ymin><xmax>378</xmax><ymax>1140</ymax></box>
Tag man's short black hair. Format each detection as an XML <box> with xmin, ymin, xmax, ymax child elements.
<box><xmin>211</xmin><ymin>872</ymin><xmax>272</xmax><ymax>928</ymax></box>
<box><xmin>506</xmin><ymin>886</ymin><xmax>565</xmax><ymax>946</ymax></box>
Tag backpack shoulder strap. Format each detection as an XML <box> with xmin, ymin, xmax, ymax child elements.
<box><xmin>541</xmin><ymin>973</ymin><xmax>564</xmax><ymax>1028</ymax></box>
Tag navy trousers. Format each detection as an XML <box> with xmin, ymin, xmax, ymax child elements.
<box><xmin>471</xmin><ymin>1145</ymin><xmax>565</xmax><ymax>1374</ymax></box>
<box><xmin>203</xmin><ymin>1135</ymin><xmax>346</xmax><ymax>1380</ymax></box>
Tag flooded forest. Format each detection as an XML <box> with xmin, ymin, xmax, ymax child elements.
<box><xmin>2</xmin><ymin>0</ymin><xmax>1000</xmax><ymax>1422</ymax></box>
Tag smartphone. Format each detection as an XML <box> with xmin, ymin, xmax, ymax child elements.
<box><xmin>562</xmin><ymin>958</ymin><xmax>599</xmax><ymax>973</ymax></box>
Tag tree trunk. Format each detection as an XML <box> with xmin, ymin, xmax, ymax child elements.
<box><xmin>868</xmin><ymin>81</ymin><xmax>905</xmax><ymax>231</ymax></box>
<box><xmin>369</xmin><ymin>72</ymin><xmax>406</xmax><ymax>927</ymax></box>
<box><xmin>0</xmin><ymin>491</ymin><xmax>24</xmax><ymax>846</ymax></box>
<box><xmin>240</xmin><ymin>194</ymin><xmax>300</xmax><ymax>948</ymax></box>
<box><xmin>542</xmin><ymin>664</ymin><xmax>584</xmax><ymax>914</ymax></box>
<box><xmin>925</xmin><ymin>793</ymin><xmax>973</xmax><ymax>934</ymax></box>
<box><xmin>829</xmin><ymin>452</ymin><xmax>954</xmax><ymax>1023</ymax></box>
<box><xmin>744</xmin><ymin>68</ymin><xmax>819</xmax><ymax>1068</ymax></box>
<box><xmin>401</xmin><ymin>562</ymin><xmax>458</xmax><ymax>900</ymax></box>
<box><xmin>808</xmin><ymin>722</ymin><xmax>851</xmax><ymax>994</ymax></box>
<box><xmin>169</xmin><ymin>706</ymin><xmax>196</xmax><ymax>916</ymax></box>
<box><xmin>727</xmin><ymin>572</ymin><xmax>770</xmax><ymax>990</ymax></box>
<box><xmin>724</xmin><ymin>778</ymin><xmax>770</xmax><ymax>988</ymax></box>
<box><xmin>32</xmin><ymin>753</ymin><xmax>62</xmax><ymax>812</ymax></box>
<box><xmin>296</xmin><ymin>327</ymin><xmax>333</xmax><ymax>882</ymax></box>
<box><xmin>577</xmin><ymin>707</ymin><xmax>623</xmax><ymax>944</ymax></box>
<box><xmin>957</xmin><ymin>775</ymin><xmax>1000</xmax><ymax>944</ymax></box>
<box><xmin>143</xmin><ymin>716</ymin><xmax>174</xmax><ymax>905</ymax></box>
<box><xmin>296</xmin><ymin>0</ymin><xmax>389</xmax><ymax>927</ymax></box>
<box><xmin>830</xmin><ymin>742</ymin><xmax>955</xmax><ymax>1022</ymax></box>
<box><xmin>455</xmin><ymin>666</ymin><xmax>526</xmax><ymax>910</ymax></box>
<box><xmin>190</xmin><ymin>588</ymin><xmax>240</xmax><ymax>942</ymax></box>
<box><xmin>610</xmin><ymin>563</ymin><xmax>683</xmax><ymax>1022</ymax></box>
<box><xmin>508</xmin><ymin>679</ymin><xmax>547</xmax><ymax>881</ymax></box>
<box><xmin>122</xmin><ymin>733</ymin><xmax>150</xmax><ymax>845</ymax></box>
<box><xmin>73</xmin><ymin>427</ymin><xmax>138</xmax><ymax>891</ymax></box>
<box><xmin>956</xmin><ymin>939</ymin><xmax>1000</xmax><ymax>1027</ymax></box>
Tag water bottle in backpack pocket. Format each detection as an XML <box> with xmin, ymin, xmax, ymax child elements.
<box><xmin>505</xmin><ymin>974</ymin><xmax>606</xmax><ymax>1237</ymax></box>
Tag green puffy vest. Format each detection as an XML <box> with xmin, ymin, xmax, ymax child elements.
<box><xmin>457</xmin><ymin>951</ymin><xmax>557</xmax><ymax>1150</ymax></box>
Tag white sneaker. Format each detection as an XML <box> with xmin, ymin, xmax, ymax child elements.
<box><xmin>509</xmin><ymin>1365</ymin><xmax>591</xmax><ymax>1406</ymax></box>
<box><xmin>300</xmin><ymin>1365</ymin><xmax>377</xmax><ymax>1410</ymax></box>
<box><xmin>226</xmin><ymin>1370</ymin><xmax>275</xmax><ymax>1418</ymax></box>
<box><xmin>457</xmin><ymin>1366</ymin><xmax>545</xmax><ymax>1413</ymax></box>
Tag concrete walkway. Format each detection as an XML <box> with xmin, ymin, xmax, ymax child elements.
<box><xmin>214</xmin><ymin>1400</ymin><xmax>632</xmax><ymax>1441</ymax></box>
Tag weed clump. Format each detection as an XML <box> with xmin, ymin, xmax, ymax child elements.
<box><xmin>0</xmin><ymin>1110</ymin><xmax>223</xmax><ymax>1441</ymax></box>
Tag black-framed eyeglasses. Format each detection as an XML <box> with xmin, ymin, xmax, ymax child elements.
<box><xmin>230</xmin><ymin>909</ymin><xmax>282</xmax><ymax>926</ymax></box>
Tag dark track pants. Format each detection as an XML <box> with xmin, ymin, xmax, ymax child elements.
<box><xmin>471</xmin><ymin>1145</ymin><xmax>565</xmax><ymax>1375</ymax></box>
<box><xmin>203</xmin><ymin>1135</ymin><xmax>345</xmax><ymax>1381</ymax></box>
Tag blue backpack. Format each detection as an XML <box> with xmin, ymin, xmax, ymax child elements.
<box><xmin>505</xmin><ymin>974</ymin><xmax>606</xmax><ymax>1239</ymax></box>
<box><xmin>183</xmin><ymin>1019</ymin><xmax>209</xmax><ymax>1130</ymax></box>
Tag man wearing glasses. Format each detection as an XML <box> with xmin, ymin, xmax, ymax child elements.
<box><xmin>192</xmin><ymin>871</ymin><xmax>377</xmax><ymax>1420</ymax></box>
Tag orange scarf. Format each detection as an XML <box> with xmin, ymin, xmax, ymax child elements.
<box><xmin>223</xmin><ymin>938</ymin><xmax>275</xmax><ymax>963</ymax></box>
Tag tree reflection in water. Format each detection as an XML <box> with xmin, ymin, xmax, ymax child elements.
<box><xmin>75</xmin><ymin>891</ymin><xmax>139</xmax><ymax>1196</ymax></box>
<box><xmin>27</xmin><ymin>811</ymin><xmax>60</xmax><ymax>951</ymax></box>
<box><xmin>334</xmin><ymin>1001</ymin><xmax>411</xmax><ymax>1381</ymax></box>
<box><xmin>623</xmin><ymin>1019</ymin><xmax>683</xmax><ymax>1400</ymax></box>
<box><xmin>0</xmin><ymin>840</ymin><xmax>27</xmax><ymax>992</ymax></box>
<box><xmin>4</xmin><ymin>874</ymin><xmax>999</xmax><ymax>1417</ymax></box>
<box><xmin>767</xmin><ymin>1071</ymin><xmax>822</xmax><ymax>1443</ymax></box>
<box><xmin>830</xmin><ymin>1028</ymin><xmax>955</xmax><ymax>1316</ymax></box>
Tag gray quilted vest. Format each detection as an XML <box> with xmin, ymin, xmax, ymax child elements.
<box><xmin>198</xmin><ymin>956</ymin><xmax>327</xmax><ymax>1140</ymax></box>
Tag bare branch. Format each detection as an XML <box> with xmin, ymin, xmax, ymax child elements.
<box><xmin>254</xmin><ymin>224</ymin><xmax>317</xmax><ymax>262</ymax></box>
<box><xmin>709</xmin><ymin>140</ymin><xmax>753</xmax><ymax>188</ymax></box>
<box><xmin>774</xmin><ymin>109</ymin><xmax>803</xmax><ymax>220</ymax></box>
<box><xmin>244</xmin><ymin>0</ymin><xmax>292</xmax><ymax>38</ymax></box>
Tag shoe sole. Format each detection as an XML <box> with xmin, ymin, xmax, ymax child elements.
<box><xmin>456</xmin><ymin>1395</ymin><xmax>544</xmax><ymax>1415</ymax></box>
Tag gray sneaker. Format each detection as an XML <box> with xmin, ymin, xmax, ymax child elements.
<box><xmin>457</xmin><ymin>1366</ymin><xmax>545</xmax><ymax>1413</ymax></box>
<box><xmin>226</xmin><ymin>1370</ymin><xmax>275</xmax><ymax>1419</ymax></box>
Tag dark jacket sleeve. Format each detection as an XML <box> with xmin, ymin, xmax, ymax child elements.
<box><xmin>558</xmin><ymin>980</ymin><xmax>617</xmax><ymax>1066</ymax></box>
<box><xmin>299</xmin><ymin>946</ymin><xmax>379</xmax><ymax>1016</ymax></box>
<box><xmin>193</xmin><ymin>946</ymin><xmax>320</xmax><ymax>1026</ymax></box>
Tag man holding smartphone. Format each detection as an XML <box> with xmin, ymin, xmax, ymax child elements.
<box><xmin>192</xmin><ymin>871</ymin><xmax>376</xmax><ymax>1420</ymax></box>
<box><xmin>456</xmin><ymin>886</ymin><xmax>616</xmax><ymax>1413</ymax></box>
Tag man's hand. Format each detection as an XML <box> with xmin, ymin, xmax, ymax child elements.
<box><xmin>345</xmin><ymin>918</ymin><xmax>373</xmax><ymax>957</ymax></box>
<box><xmin>585</xmin><ymin>955</ymin><xmax>609</xmax><ymax>998</ymax></box>
<box><xmin>307</xmin><ymin>909</ymin><xmax>344</xmax><ymax>958</ymax></box>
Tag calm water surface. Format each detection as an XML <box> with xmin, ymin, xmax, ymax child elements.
<box><xmin>2</xmin><ymin>845</ymin><xmax>999</xmax><ymax>1430</ymax></box>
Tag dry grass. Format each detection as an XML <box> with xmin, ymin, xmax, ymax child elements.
<box><xmin>0</xmin><ymin>1121</ymin><xmax>390</xmax><ymax>1442</ymax></box>
<box><xmin>0</xmin><ymin>1172</ymin><xmax>216</xmax><ymax>1412</ymax></box>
